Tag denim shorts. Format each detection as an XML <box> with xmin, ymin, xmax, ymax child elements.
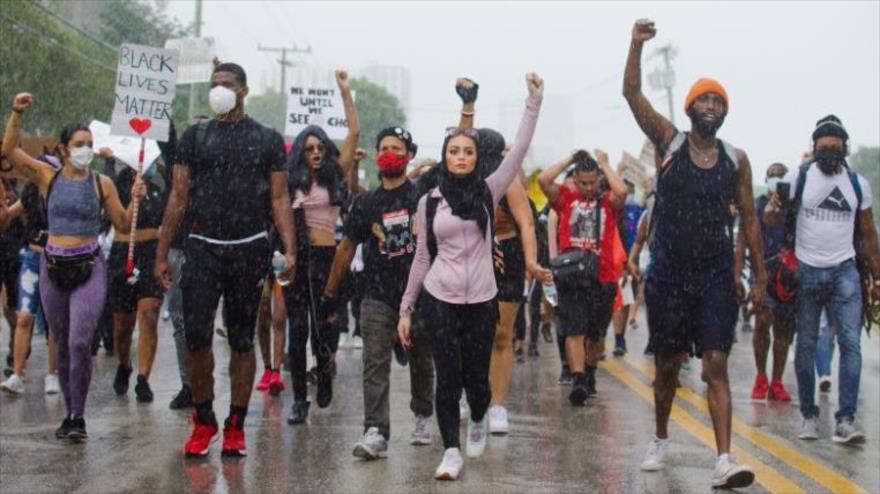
<box><xmin>17</xmin><ymin>248</ymin><xmax>46</xmax><ymax>329</ymax></box>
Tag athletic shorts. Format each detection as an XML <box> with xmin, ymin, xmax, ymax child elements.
<box><xmin>495</xmin><ymin>237</ymin><xmax>526</xmax><ymax>303</ymax></box>
<box><xmin>555</xmin><ymin>281</ymin><xmax>617</xmax><ymax>340</ymax></box>
<box><xmin>108</xmin><ymin>240</ymin><xmax>164</xmax><ymax>313</ymax></box>
<box><xmin>181</xmin><ymin>237</ymin><xmax>270</xmax><ymax>353</ymax></box>
<box><xmin>645</xmin><ymin>273</ymin><xmax>738</xmax><ymax>357</ymax></box>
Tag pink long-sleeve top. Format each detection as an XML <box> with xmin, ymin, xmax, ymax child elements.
<box><xmin>399</xmin><ymin>93</ymin><xmax>542</xmax><ymax>316</ymax></box>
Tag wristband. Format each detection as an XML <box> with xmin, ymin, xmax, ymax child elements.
<box><xmin>460</xmin><ymin>110</ymin><xmax>475</xmax><ymax>117</ymax></box>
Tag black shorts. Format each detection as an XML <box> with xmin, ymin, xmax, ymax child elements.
<box><xmin>1</xmin><ymin>256</ymin><xmax>21</xmax><ymax>309</ymax></box>
<box><xmin>645</xmin><ymin>273</ymin><xmax>738</xmax><ymax>357</ymax></box>
<box><xmin>108</xmin><ymin>240</ymin><xmax>164</xmax><ymax>313</ymax></box>
<box><xmin>495</xmin><ymin>237</ymin><xmax>526</xmax><ymax>303</ymax></box>
<box><xmin>556</xmin><ymin>281</ymin><xmax>617</xmax><ymax>341</ymax></box>
<box><xmin>181</xmin><ymin>237</ymin><xmax>270</xmax><ymax>353</ymax></box>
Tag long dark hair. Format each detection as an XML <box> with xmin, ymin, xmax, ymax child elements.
<box><xmin>286</xmin><ymin>125</ymin><xmax>345</xmax><ymax>207</ymax></box>
<box><xmin>437</xmin><ymin>132</ymin><xmax>493</xmax><ymax>234</ymax></box>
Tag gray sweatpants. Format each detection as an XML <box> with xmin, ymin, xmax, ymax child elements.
<box><xmin>360</xmin><ymin>298</ymin><xmax>434</xmax><ymax>440</ymax></box>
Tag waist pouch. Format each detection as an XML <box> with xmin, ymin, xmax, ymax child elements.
<box><xmin>766</xmin><ymin>248</ymin><xmax>798</xmax><ymax>303</ymax></box>
<box><xmin>550</xmin><ymin>249</ymin><xmax>599</xmax><ymax>289</ymax></box>
<box><xmin>45</xmin><ymin>249</ymin><xmax>98</xmax><ymax>290</ymax></box>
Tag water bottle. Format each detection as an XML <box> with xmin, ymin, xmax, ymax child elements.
<box><xmin>272</xmin><ymin>251</ymin><xmax>290</xmax><ymax>287</ymax></box>
<box><xmin>543</xmin><ymin>282</ymin><xmax>558</xmax><ymax>307</ymax></box>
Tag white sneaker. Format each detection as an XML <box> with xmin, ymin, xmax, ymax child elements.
<box><xmin>352</xmin><ymin>427</ymin><xmax>388</xmax><ymax>460</ymax></box>
<box><xmin>459</xmin><ymin>396</ymin><xmax>470</xmax><ymax>421</ymax></box>
<box><xmin>434</xmin><ymin>448</ymin><xmax>463</xmax><ymax>480</ymax></box>
<box><xmin>0</xmin><ymin>374</ymin><xmax>24</xmax><ymax>394</ymax></box>
<box><xmin>832</xmin><ymin>419</ymin><xmax>865</xmax><ymax>444</ymax></box>
<box><xmin>352</xmin><ymin>335</ymin><xmax>363</xmax><ymax>349</ymax></box>
<box><xmin>640</xmin><ymin>437</ymin><xmax>669</xmax><ymax>471</ymax></box>
<box><xmin>465</xmin><ymin>416</ymin><xmax>487</xmax><ymax>458</ymax></box>
<box><xmin>44</xmin><ymin>373</ymin><xmax>60</xmax><ymax>395</ymax></box>
<box><xmin>410</xmin><ymin>415</ymin><xmax>432</xmax><ymax>446</ymax></box>
<box><xmin>338</xmin><ymin>333</ymin><xmax>351</xmax><ymax>349</ymax></box>
<box><xmin>798</xmin><ymin>417</ymin><xmax>819</xmax><ymax>440</ymax></box>
<box><xmin>712</xmin><ymin>454</ymin><xmax>754</xmax><ymax>489</ymax></box>
<box><xmin>488</xmin><ymin>405</ymin><xmax>509</xmax><ymax>435</ymax></box>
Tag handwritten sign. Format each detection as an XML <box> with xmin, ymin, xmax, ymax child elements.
<box><xmin>90</xmin><ymin>120</ymin><xmax>161</xmax><ymax>173</ymax></box>
<box><xmin>110</xmin><ymin>43</ymin><xmax>179</xmax><ymax>142</ymax></box>
<box><xmin>284</xmin><ymin>85</ymin><xmax>354</xmax><ymax>140</ymax></box>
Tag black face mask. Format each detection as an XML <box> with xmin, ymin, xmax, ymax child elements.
<box><xmin>814</xmin><ymin>148</ymin><xmax>846</xmax><ymax>175</ymax></box>
<box><xmin>688</xmin><ymin>108</ymin><xmax>725</xmax><ymax>137</ymax></box>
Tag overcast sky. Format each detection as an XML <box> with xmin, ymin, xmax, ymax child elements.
<box><xmin>166</xmin><ymin>0</ymin><xmax>879</xmax><ymax>178</ymax></box>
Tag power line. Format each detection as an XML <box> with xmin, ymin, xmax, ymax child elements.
<box><xmin>30</xmin><ymin>0</ymin><xmax>117</xmax><ymax>53</ymax></box>
<box><xmin>0</xmin><ymin>12</ymin><xmax>116</xmax><ymax>73</ymax></box>
<box><xmin>257</xmin><ymin>43</ymin><xmax>312</xmax><ymax>96</ymax></box>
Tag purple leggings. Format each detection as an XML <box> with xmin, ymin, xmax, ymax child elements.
<box><xmin>39</xmin><ymin>248</ymin><xmax>107</xmax><ymax>417</ymax></box>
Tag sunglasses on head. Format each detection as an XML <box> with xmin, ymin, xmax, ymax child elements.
<box><xmin>445</xmin><ymin>127</ymin><xmax>479</xmax><ymax>141</ymax></box>
<box><xmin>305</xmin><ymin>144</ymin><xmax>325</xmax><ymax>154</ymax></box>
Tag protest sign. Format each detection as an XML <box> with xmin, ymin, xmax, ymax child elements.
<box><xmin>110</xmin><ymin>43</ymin><xmax>179</xmax><ymax>142</ymax></box>
<box><xmin>284</xmin><ymin>85</ymin><xmax>355</xmax><ymax>140</ymax></box>
<box><xmin>164</xmin><ymin>37</ymin><xmax>215</xmax><ymax>84</ymax></box>
<box><xmin>90</xmin><ymin>120</ymin><xmax>161</xmax><ymax>173</ymax></box>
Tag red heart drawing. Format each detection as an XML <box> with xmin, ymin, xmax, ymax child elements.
<box><xmin>129</xmin><ymin>118</ymin><xmax>152</xmax><ymax>135</ymax></box>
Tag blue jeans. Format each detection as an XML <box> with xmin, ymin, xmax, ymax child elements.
<box><xmin>795</xmin><ymin>260</ymin><xmax>862</xmax><ymax>422</ymax></box>
<box><xmin>815</xmin><ymin>310</ymin><xmax>835</xmax><ymax>378</ymax></box>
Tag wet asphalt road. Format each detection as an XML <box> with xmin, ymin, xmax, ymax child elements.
<box><xmin>1</xmin><ymin>309</ymin><xmax>878</xmax><ymax>494</ymax></box>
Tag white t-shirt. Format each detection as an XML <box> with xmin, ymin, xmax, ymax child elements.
<box><xmin>780</xmin><ymin>163</ymin><xmax>873</xmax><ymax>268</ymax></box>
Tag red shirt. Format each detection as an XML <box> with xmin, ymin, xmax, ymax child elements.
<box><xmin>552</xmin><ymin>185</ymin><xmax>621</xmax><ymax>283</ymax></box>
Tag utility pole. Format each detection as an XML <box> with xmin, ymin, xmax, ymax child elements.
<box><xmin>257</xmin><ymin>43</ymin><xmax>312</xmax><ymax>102</ymax></box>
<box><xmin>648</xmin><ymin>43</ymin><xmax>677</xmax><ymax>125</ymax></box>
<box><xmin>187</xmin><ymin>0</ymin><xmax>203</xmax><ymax>121</ymax></box>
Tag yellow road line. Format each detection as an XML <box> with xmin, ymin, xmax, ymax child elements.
<box><xmin>621</xmin><ymin>355</ymin><xmax>867</xmax><ymax>494</ymax></box>
<box><xmin>601</xmin><ymin>359</ymin><xmax>805</xmax><ymax>493</ymax></box>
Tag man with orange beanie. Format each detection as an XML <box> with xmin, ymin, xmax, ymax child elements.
<box><xmin>622</xmin><ymin>19</ymin><xmax>767</xmax><ymax>490</ymax></box>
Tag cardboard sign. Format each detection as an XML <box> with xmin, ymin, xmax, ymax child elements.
<box><xmin>110</xmin><ymin>43</ymin><xmax>179</xmax><ymax>142</ymax></box>
<box><xmin>90</xmin><ymin>120</ymin><xmax>161</xmax><ymax>173</ymax></box>
<box><xmin>164</xmin><ymin>37</ymin><xmax>215</xmax><ymax>84</ymax></box>
<box><xmin>284</xmin><ymin>85</ymin><xmax>354</xmax><ymax>140</ymax></box>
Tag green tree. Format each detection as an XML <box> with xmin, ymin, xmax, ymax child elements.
<box><xmin>245</xmin><ymin>88</ymin><xmax>285</xmax><ymax>133</ymax></box>
<box><xmin>850</xmin><ymin>146</ymin><xmax>879</xmax><ymax>227</ymax></box>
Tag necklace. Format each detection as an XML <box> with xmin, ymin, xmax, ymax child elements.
<box><xmin>688</xmin><ymin>136</ymin><xmax>715</xmax><ymax>165</ymax></box>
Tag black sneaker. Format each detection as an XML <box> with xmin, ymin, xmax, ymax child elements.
<box><xmin>393</xmin><ymin>340</ymin><xmax>409</xmax><ymax>367</ymax></box>
<box><xmin>316</xmin><ymin>365</ymin><xmax>334</xmax><ymax>408</ymax></box>
<box><xmin>55</xmin><ymin>417</ymin><xmax>73</xmax><ymax>439</ymax></box>
<box><xmin>613</xmin><ymin>336</ymin><xmax>627</xmax><ymax>357</ymax></box>
<box><xmin>586</xmin><ymin>372</ymin><xmax>598</xmax><ymax>399</ymax></box>
<box><xmin>569</xmin><ymin>373</ymin><xmax>588</xmax><ymax>406</ymax></box>
<box><xmin>113</xmin><ymin>364</ymin><xmax>132</xmax><ymax>396</ymax></box>
<box><xmin>541</xmin><ymin>323</ymin><xmax>553</xmax><ymax>344</ymax></box>
<box><xmin>515</xmin><ymin>347</ymin><xmax>525</xmax><ymax>364</ymax></box>
<box><xmin>170</xmin><ymin>385</ymin><xmax>193</xmax><ymax>410</ymax></box>
<box><xmin>528</xmin><ymin>342</ymin><xmax>540</xmax><ymax>358</ymax></box>
<box><xmin>66</xmin><ymin>416</ymin><xmax>87</xmax><ymax>441</ymax></box>
<box><xmin>135</xmin><ymin>375</ymin><xmax>154</xmax><ymax>403</ymax></box>
<box><xmin>287</xmin><ymin>400</ymin><xmax>310</xmax><ymax>425</ymax></box>
<box><xmin>558</xmin><ymin>369</ymin><xmax>573</xmax><ymax>385</ymax></box>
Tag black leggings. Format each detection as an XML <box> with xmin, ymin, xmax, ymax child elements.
<box><xmin>283</xmin><ymin>245</ymin><xmax>337</xmax><ymax>402</ymax></box>
<box><xmin>422</xmin><ymin>292</ymin><xmax>497</xmax><ymax>449</ymax></box>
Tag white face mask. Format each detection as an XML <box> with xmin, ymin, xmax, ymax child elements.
<box><xmin>69</xmin><ymin>146</ymin><xmax>94</xmax><ymax>170</ymax></box>
<box><xmin>766</xmin><ymin>177</ymin><xmax>780</xmax><ymax>194</ymax></box>
<box><xmin>209</xmin><ymin>86</ymin><xmax>237</xmax><ymax>115</ymax></box>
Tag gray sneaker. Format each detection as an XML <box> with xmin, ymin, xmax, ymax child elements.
<box><xmin>410</xmin><ymin>415</ymin><xmax>432</xmax><ymax>446</ymax></box>
<box><xmin>353</xmin><ymin>427</ymin><xmax>388</xmax><ymax>460</ymax></box>
<box><xmin>832</xmin><ymin>419</ymin><xmax>865</xmax><ymax>445</ymax></box>
<box><xmin>798</xmin><ymin>417</ymin><xmax>819</xmax><ymax>440</ymax></box>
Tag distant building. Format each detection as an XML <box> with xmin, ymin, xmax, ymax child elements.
<box><xmin>360</xmin><ymin>65</ymin><xmax>412</xmax><ymax>119</ymax></box>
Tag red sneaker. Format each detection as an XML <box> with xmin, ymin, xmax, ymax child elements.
<box><xmin>751</xmin><ymin>374</ymin><xmax>769</xmax><ymax>400</ymax></box>
<box><xmin>184</xmin><ymin>413</ymin><xmax>219</xmax><ymax>457</ymax></box>
<box><xmin>255</xmin><ymin>369</ymin><xmax>272</xmax><ymax>391</ymax></box>
<box><xmin>768</xmin><ymin>379</ymin><xmax>791</xmax><ymax>401</ymax></box>
<box><xmin>268</xmin><ymin>370</ymin><xmax>285</xmax><ymax>396</ymax></box>
<box><xmin>221</xmin><ymin>415</ymin><xmax>247</xmax><ymax>457</ymax></box>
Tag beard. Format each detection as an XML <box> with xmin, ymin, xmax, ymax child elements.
<box><xmin>688</xmin><ymin>108</ymin><xmax>725</xmax><ymax>137</ymax></box>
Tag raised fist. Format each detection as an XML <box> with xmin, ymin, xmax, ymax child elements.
<box><xmin>12</xmin><ymin>93</ymin><xmax>33</xmax><ymax>113</ymax></box>
<box><xmin>525</xmin><ymin>73</ymin><xmax>544</xmax><ymax>97</ymax></box>
<box><xmin>632</xmin><ymin>19</ymin><xmax>657</xmax><ymax>43</ymax></box>
<box><xmin>455</xmin><ymin>78</ymin><xmax>479</xmax><ymax>104</ymax></box>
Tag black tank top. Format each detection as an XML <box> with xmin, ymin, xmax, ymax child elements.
<box><xmin>115</xmin><ymin>167</ymin><xmax>165</xmax><ymax>230</ymax></box>
<box><xmin>651</xmin><ymin>139</ymin><xmax>737</xmax><ymax>278</ymax></box>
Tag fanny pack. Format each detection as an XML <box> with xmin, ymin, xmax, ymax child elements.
<box><xmin>550</xmin><ymin>249</ymin><xmax>599</xmax><ymax>289</ymax></box>
<box><xmin>766</xmin><ymin>248</ymin><xmax>798</xmax><ymax>303</ymax></box>
<box><xmin>44</xmin><ymin>249</ymin><xmax>98</xmax><ymax>290</ymax></box>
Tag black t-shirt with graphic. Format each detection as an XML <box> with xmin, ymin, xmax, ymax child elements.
<box><xmin>344</xmin><ymin>180</ymin><xmax>424</xmax><ymax>308</ymax></box>
<box><xmin>176</xmin><ymin>117</ymin><xmax>285</xmax><ymax>241</ymax></box>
